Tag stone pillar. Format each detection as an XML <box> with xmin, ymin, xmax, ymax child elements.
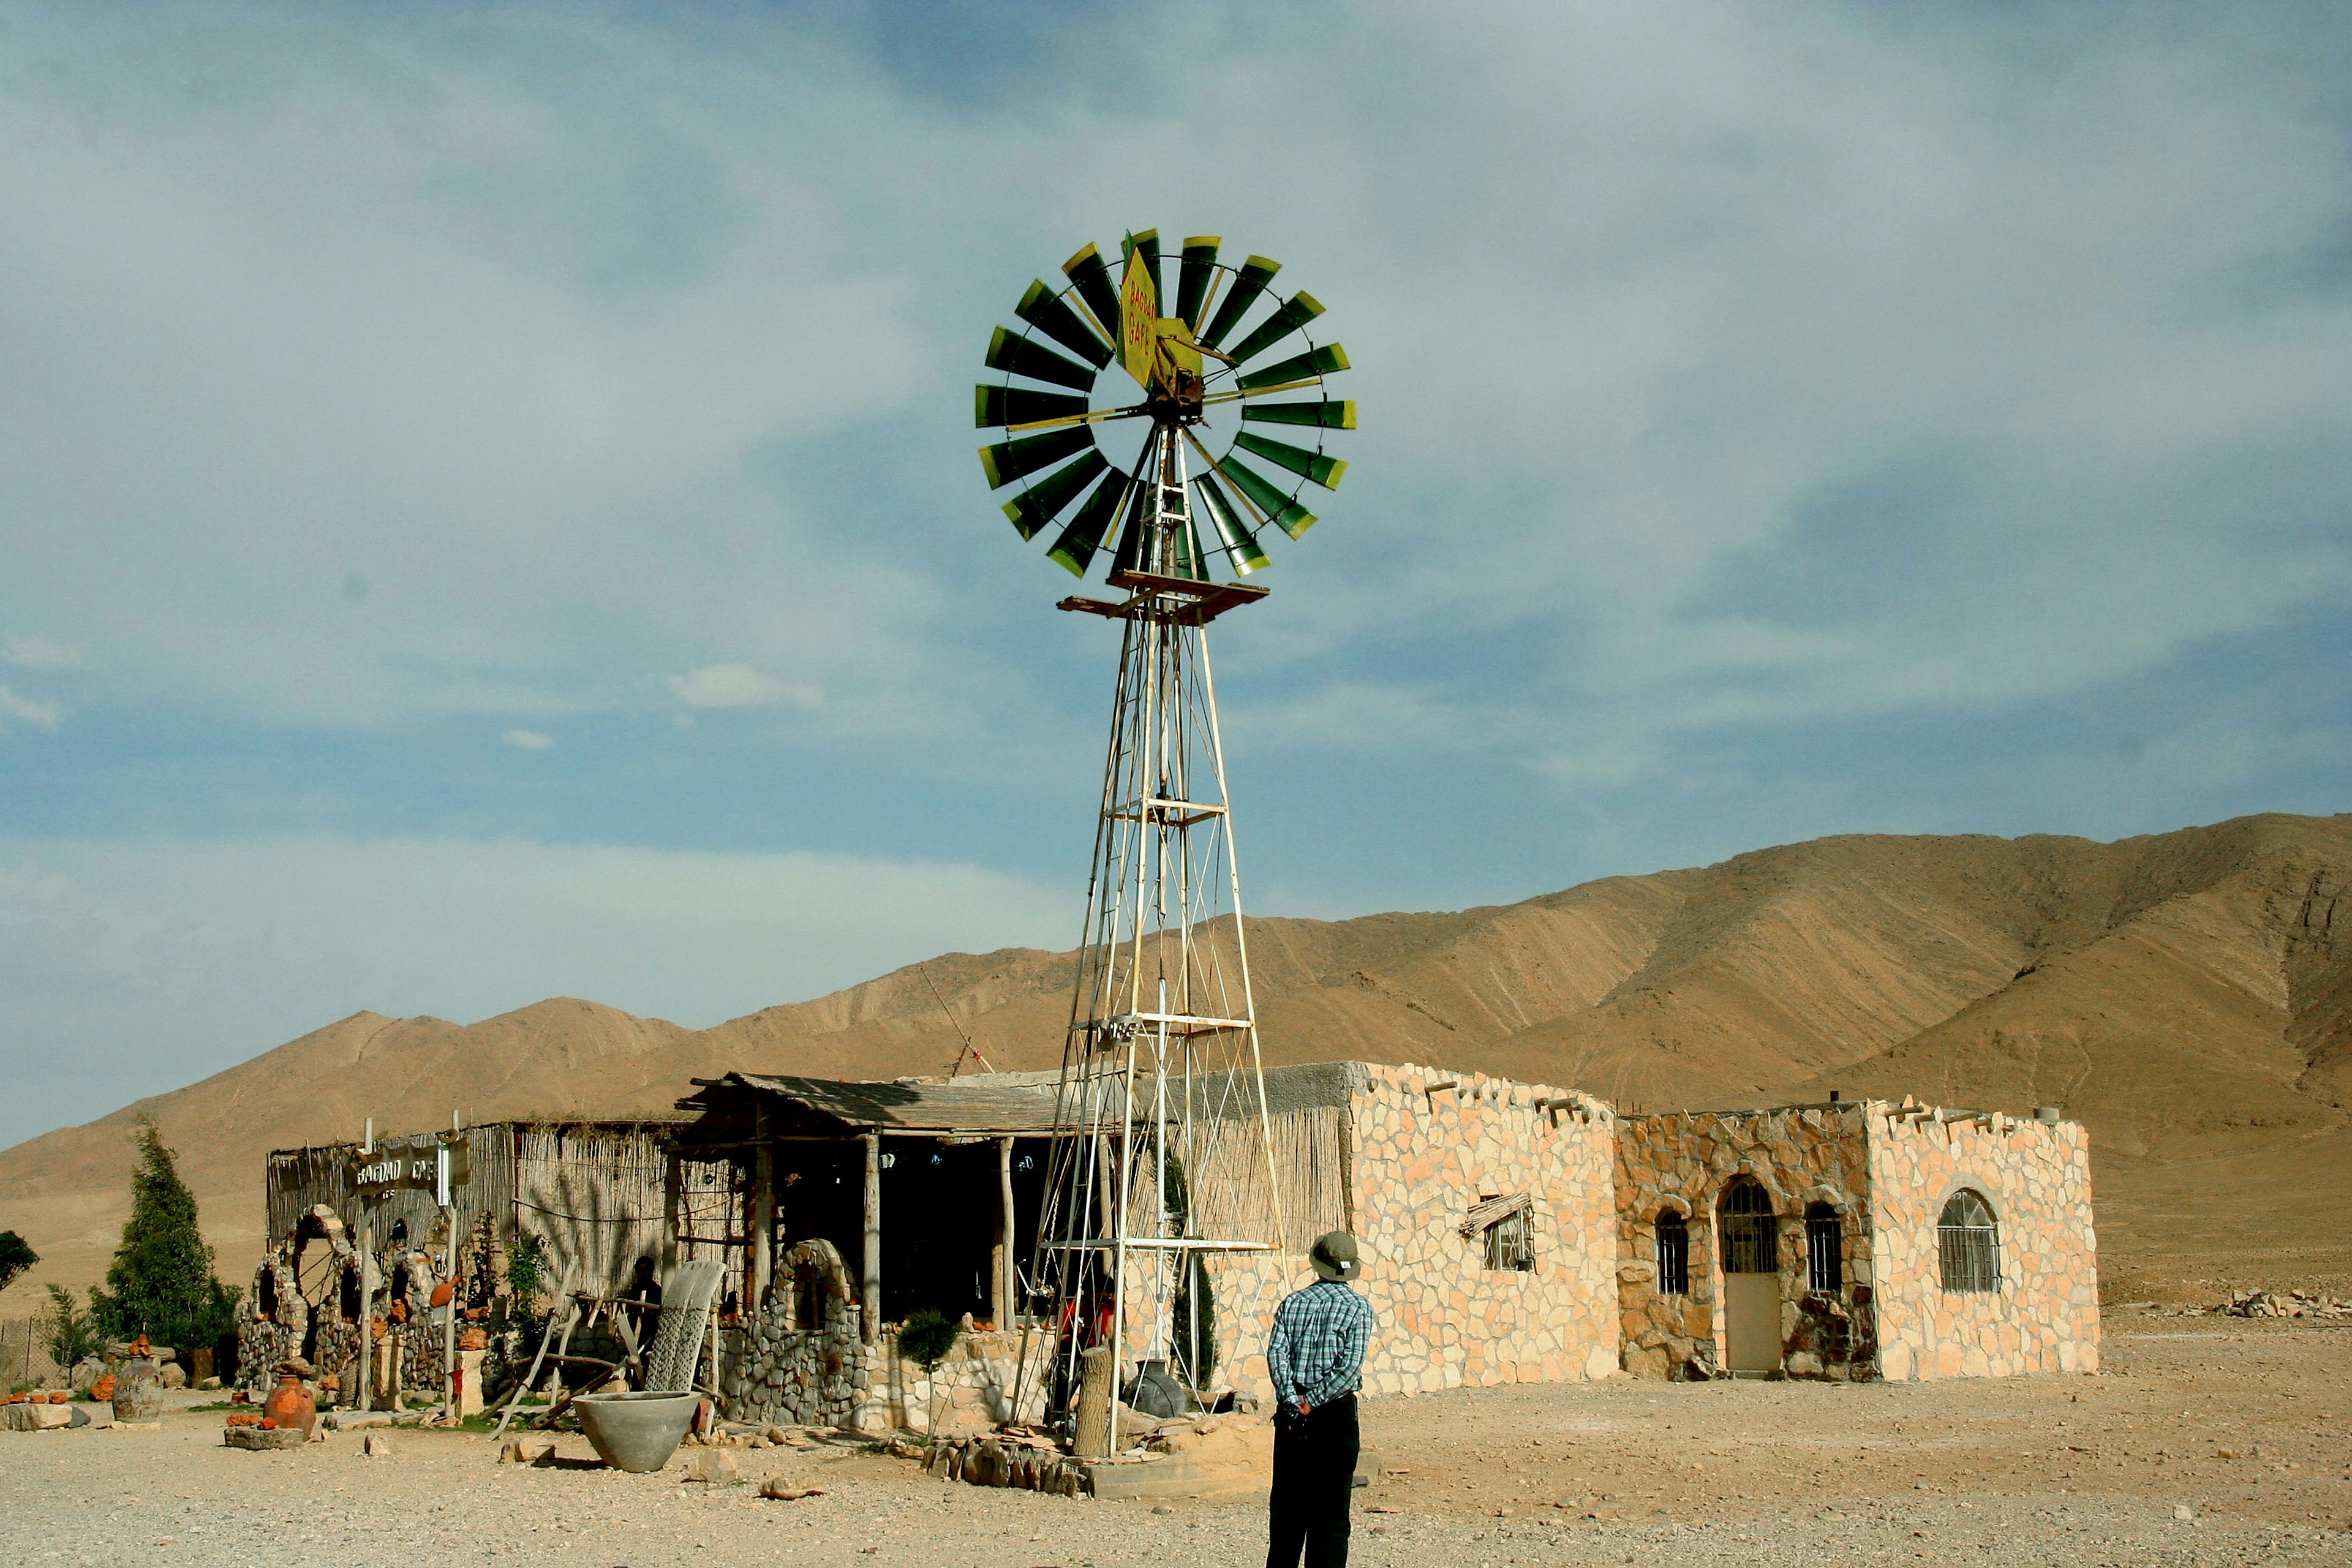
<box><xmin>455</xmin><ymin>1347</ymin><xmax>485</xmax><ymax>1417</ymax></box>
<box><xmin>861</xmin><ymin>1133</ymin><xmax>883</xmax><ymax>1347</ymax></box>
<box><xmin>993</xmin><ymin>1137</ymin><xmax>1015</xmax><ymax>1330</ymax></box>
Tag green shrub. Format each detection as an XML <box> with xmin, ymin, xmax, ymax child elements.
<box><xmin>42</xmin><ymin>1284</ymin><xmax>101</xmax><ymax>1371</ymax></box>
<box><xmin>0</xmin><ymin>1230</ymin><xmax>36</xmax><ymax>1294</ymax></box>
<box><xmin>896</xmin><ymin>1307</ymin><xmax>960</xmax><ymax>1371</ymax></box>
<box><xmin>86</xmin><ymin>1117</ymin><xmax>240</xmax><ymax>1355</ymax></box>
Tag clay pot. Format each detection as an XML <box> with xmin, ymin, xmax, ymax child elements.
<box><xmin>113</xmin><ymin>1357</ymin><xmax>165</xmax><ymax>1423</ymax></box>
<box><xmin>428</xmin><ymin>1281</ymin><xmax>454</xmax><ymax>1308</ymax></box>
<box><xmin>457</xmin><ymin>1326</ymin><xmax>489</xmax><ymax>1352</ymax></box>
<box><xmin>263</xmin><ymin>1367</ymin><xmax>317</xmax><ymax>1439</ymax></box>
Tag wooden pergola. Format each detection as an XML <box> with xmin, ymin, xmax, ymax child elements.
<box><xmin>671</xmin><ymin>1071</ymin><xmax>1079</xmax><ymax>1344</ymax></box>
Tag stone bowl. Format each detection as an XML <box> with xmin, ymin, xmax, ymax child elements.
<box><xmin>572</xmin><ymin>1391</ymin><xmax>701</xmax><ymax>1474</ymax></box>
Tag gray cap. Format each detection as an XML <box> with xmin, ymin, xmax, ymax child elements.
<box><xmin>1310</xmin><ymin>1231</ymin><xmax>1360</xmax><ymax>1282</ymax></box>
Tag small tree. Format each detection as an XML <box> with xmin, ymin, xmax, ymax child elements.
<box><xmin>0</xmin><ymin>1231</ymin><xmax>36</xmax><ymax>1294</ymax></box>
<box><xmin>43</xmin><ymin>1284</ymin><xmax>102</xmax><ymax>1372</ymax></box>
<box><xmin>896</xmin><ymin>1307</ymin><xmax>961</xmax><ymax>1438</ymax></box>
<box><xmin>86</xmin><ymin>1117</ymin><xmax>240</xmax><ymax>1355</ymax></box>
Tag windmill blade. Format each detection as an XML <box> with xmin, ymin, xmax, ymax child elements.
<box><xmin>1002</xmin><ymin>448</ymin><xmax>1109</xmax><ymax>540</ymax></box>
<box><xmin>1061</xmin><ymin>243</ymin><xmax>1123</xmax><ymax>346</ymax></box>
<box><xmin>1217</xmin><ymin>453</ymin><xmax>1318</xmax><ymax>540</ymax></box>
<box><xmin>1223</xmin><ymin>291</ymin><xmax>1325</xmax><ymax>367</ymax></box>
<box><xmin>1241</xmin><ymin>398</ymin><xmax>1355</xmax><ymax>430</ymax></box>
<box><xmin>1194</xmin><ymin>472</ymin><xmax>1270</xmax><ymax>575</ymax></box>
<box><xmin>1123</xmin><ymin>228</ymin><xmax>1162</xmax><ymax>305</ymax></box>
<box><xmin>1198</xmin><ymin>255</ymin><xmax>1281</xmax><ymax>350</ymax></box>
<box><xmin>1235</xmin><ymin>342</ymin><xmax>1349</xmax><ymax>392</ymax></box>
<box><xmin>987</xmin><ymin>326</ymin><xmax>1097</xmax><ymax>391</ymax></box>
<box><xmin>1234</xmin><ymin>430</ymin><xmax>1347</xmax><ymax>490</ymax></box>
<box><xmin>1017</xmin><ymin>281</ymin><xmax>1114</xmax><ymax>368</ymax></box>
<box><xmin>975</xmin><ymin>385</ymin><xmax>1089</xmax><ymax>428</ymax></box>
<box><xmin>979</xmin><ymin>425</ymin><xmax>1096</xmax><ymax>489</ymax></box>
<box><xmin>1175</xmin><ymin>236</ymin><xmax>1221</xmax><ymax>329</ymax></box>
<box><xmin>1047</xmin><ymin>469</ymin><xmax>1134</xmax><ymax>578</ymax></box>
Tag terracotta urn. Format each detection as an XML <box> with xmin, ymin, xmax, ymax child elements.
<box><xmin>263</xmin><ymin>1361</ymin><xmax>317</xmax><ymax>1438</ymax></box>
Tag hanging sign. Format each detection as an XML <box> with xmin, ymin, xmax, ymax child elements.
<box><xmin>347</xmin><ymin>1132</ymin><xmax>469</xmax><ymax>1197</ymax></box>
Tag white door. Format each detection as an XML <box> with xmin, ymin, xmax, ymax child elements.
<box><xmin>1722</xmin><ymin>1273</ymin><xmax>1781</xmax><ymax>1373</ymax></box>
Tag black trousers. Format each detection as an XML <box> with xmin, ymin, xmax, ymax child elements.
<box><xmin>1267</xmin><ymin>1393</ymin><xmax>1358</xmax><ymax>1568</ymax></box>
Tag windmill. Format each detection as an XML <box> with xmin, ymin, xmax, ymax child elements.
<box><xmin>976</xmin><ymin>232</ymin><xmax>1354</xmax><ymax>1450</ymax></box>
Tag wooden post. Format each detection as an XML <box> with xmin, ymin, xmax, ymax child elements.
<box><xmin>861</xmin><ymin>1133</ymin><xmax>882</xmax><ymax>1348</ymax></box>
<box><xmin>992</xmin><ymin>1137</ymin><xmax>1015</xmax><ymax>1332</ymax></box>
<box><xmin>1072</xmin><ymin>1344</ymin><xmax>1114</xmax><ymax>1458</ymax></box>
<box><xmin>358</xmin><ymin>1118</ymin><xmax>373</xmax><ymax>1415</ymax></box>
<box><xmin>750</xmin><ymin>1109</ymin><xmax>774</xmax><ymax>1316</ymax></box>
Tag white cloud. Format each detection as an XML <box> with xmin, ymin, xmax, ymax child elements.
<box><xmin>666</xmin><ymin>663</ymin><xmax>821</xmax><ymax>711</ymax></box>
<box><xmin>503</xmin><ymin>728</ymin><xmax>555</xmax><ymax>750</ymax></box>
<box><xmin>0</xmin><ymin>832</ymin><xmax>1069</xmax><ymax>1148</ymax></box>
<box><xmin>3</xmin><ymin>635</ymin><xmax>86</xmax><ymax>670</ymax></box>
<box><xmin>0</xmin><ymin>685</ymin><xmax>63</xmax><ymax>731</ymax></box>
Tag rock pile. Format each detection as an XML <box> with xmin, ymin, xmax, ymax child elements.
<box><xmin>2215</xmin><ymin>1290</ymin><xmax>2352</xmax><ymax>1319</ymax></box>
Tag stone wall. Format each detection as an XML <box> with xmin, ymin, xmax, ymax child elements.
<box><xmin>1614</xmin><ymin>1104</ymin><xmax>1877</xmax><ymax>1380</ymax></box>
<box><xmin>1865</xmin><ymin>1104</ymin><xmax>2100</xmax><ymax>1380</ymax></box>
<box><xmin>1206</xmin><ymin>1063</ymin><xmax>1621</xmax><ymax>1402</ymax></box>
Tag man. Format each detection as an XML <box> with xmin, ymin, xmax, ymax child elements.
<box><xmin>1264</xmin><ymin>1231</ymin><xmax>1374</xmax><ymax>1568</ymax></box>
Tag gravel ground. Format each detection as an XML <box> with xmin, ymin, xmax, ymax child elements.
<box><xmin>4</xmin><ymin>1320</ymin><xmax>2346</xmax><ymax>1567</ymax></box>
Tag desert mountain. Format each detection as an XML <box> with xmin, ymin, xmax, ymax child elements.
<box><xmin>2</xmin><ymin>810</ymin><xmax>2345</xmax><ymax>1304</ymax></box>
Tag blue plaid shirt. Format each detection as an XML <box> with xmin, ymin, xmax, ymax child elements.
<box><xmin>1265</xmin><ymin>1280</ymin><xmax>1374</xmax><ymax>1409</ymax></box>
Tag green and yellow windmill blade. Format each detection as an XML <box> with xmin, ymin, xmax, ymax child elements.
<box><xmin>1234</xmin><ymin>431</ymin><xmax>1346</xmax><ymax>491</ymax></box>
<box><xmin>1235</xmin><ymin>343</ymin><xmax>1349</xmax><ymax>393</ymax></box>
<box><xmin>979</xmin><ymin>425</ymin><xmax>1095</xmax><ymax>490</ymax></box>
<box><xmin>1215</xmin><ymin>453</ymin><xmax>1317</xmax><ymax>540</ymax></box>
<box><xmin>1016</xmin><ymin>281</ymin><xmax>1114</xmax><ymax>369</ymax></box>
<box><xmin>986</xmin><ymin>326</ymin><xmax>1096</xmax><ymax>392</ymax></box>
<box><xmin>1045</xmin><ymin>469</ymin><xmax>1134</xmax><ymax>578</ymax></box>
<box><xmin>1222</xmin><ymin>292</ymin><xmax>1325</xmax><ymax>368</ymax></box>
<box><xmin>1175</xmin><ymin>236</ymin><xmax>1221</xmax><ymax>329</ymax></box>
<box><xmin>1242</xmin><ymin>399</ymin><xmax>1355</xmax><ymax>431</ymax></box>
<box><xmin>1061</xmin><ymin>243</ymin><xmax>1123</xmax><ymax>345</ymax></box>
<box><xmin>1002</xmin><ymin>449</ymin><xmax>1111</xmax><ymax>541</ymax></box>
<box><xmin>1199</xmin><ymin>255</ymin><xmax>1281</xmax><ymax>350</ymax></box>
<box><xmin>1195</xmin><ymin>472</ymin><xmax>1271</xmax><ymax>575</ymax></box>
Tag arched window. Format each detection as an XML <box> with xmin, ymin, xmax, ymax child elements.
<box><xmin>1937</xmin><ymin>1189</ymin><xmax>2000</xmax><ymax>1292</ymax></box>
<box><xmin>1804</xmin><ymin>1202</ymin><xmax>1842</xmax><ymax>1293</ymax></box>
<box><xmin>1654</xmin><ymin>1210</ymin><xmax>1689</xmax><ymax>1296</ymax></box>
<box><xmin>1718</xmin><ymin>1178</ymin><xmax>1777</xmax><ymax>1273</ymax></box>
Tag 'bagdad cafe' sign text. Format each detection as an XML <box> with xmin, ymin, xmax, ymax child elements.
<box><xmin>349</xmin><ymin>1133</ymin><xmax>470</xmax><ymax>1201</ymax></box>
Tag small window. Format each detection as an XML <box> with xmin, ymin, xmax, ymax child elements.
<box><xmin>1805</xmin><ymin>1202</ymin><xmax>1842</xmax><ymax>1293</ymax></box>
<box><xmin>794</xmin><ymin>1262</ymin><xmax>827</xmax><ymax>1332</ymax></box>
<box><xmin>1654</xmin><ymin>1210</ymin><xmax>1689</xmax><ymax>1295</ymax></box>
<box><xmin>1938</xmin><ymin>1189</ymin><xmax>2000</xmax><ymax>1292</ymax></box>
<box><xmin>1483</xmin><ymin>1205</ymin><xmax>1534</xmax><ymax>1272</ymax></box>
<box><xmin>1718</xmin><ymin>1178</ymin><xmax>1777</xmax><ymax>1273</ymax></box>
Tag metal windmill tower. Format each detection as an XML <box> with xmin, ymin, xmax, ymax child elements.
<box><xmin>973</xmin><ymin>231</ymin><xmax>1354</xmax><ymax>1450</ymax></box>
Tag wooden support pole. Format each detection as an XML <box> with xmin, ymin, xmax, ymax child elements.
<box><xmin>861</xmin><ymin>1132</ymin><xmax>882</xmax><ymax>1348</ymax></box>
<box><xmin>993</xmin><ymin>1137</ymin><xmax>1015</xmax><ymax>1331</ymax></box>
<box><xmin>750</xmin><ymin>1110</ymin><xmax>775</xmax><ymax>1315</ymax></box>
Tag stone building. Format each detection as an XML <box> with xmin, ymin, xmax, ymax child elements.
<box><xmin>1612</xmin><ymin>1097</ymin><xmax>2099</xmax><ymax>1382</ymax></box>
<box><xmin>673</xmin><ymin>1063</ymin><xmax>2097</xmax><ymax>1425</ymax></box>
<box><xmin>671</xmin><ymin>1061</ymin><xmax>1620</xmax><ymax>1431</ymax></box>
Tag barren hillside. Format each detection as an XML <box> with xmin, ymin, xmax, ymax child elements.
<box><xmin>2</xmin><ymin>810</ymin><xmax>2345</xmax><ymax>1304</ymax></box>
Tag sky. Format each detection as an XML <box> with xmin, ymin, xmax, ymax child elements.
<box><xmin>1</xmin><ymin>1</ymin><xmax>2347</xmax><ymax>1150</ymax></box>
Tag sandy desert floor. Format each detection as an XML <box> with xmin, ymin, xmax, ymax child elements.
<box><xmin>4</xmin><ymin>1317</ymin><xmax>2347</xmax><ymax>1568</ymax></box>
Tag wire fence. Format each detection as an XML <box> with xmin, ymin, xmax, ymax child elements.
<box><xmin>0</xmin><ymin>1316</ymin><xmax>64</xmax><ymax>1389</ymax></box>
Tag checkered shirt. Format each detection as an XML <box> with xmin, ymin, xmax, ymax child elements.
<box><xmin>1265</xmin><ymin>1279</ymin><xmax>1374</xmax><ymax>1409</ymax></box>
